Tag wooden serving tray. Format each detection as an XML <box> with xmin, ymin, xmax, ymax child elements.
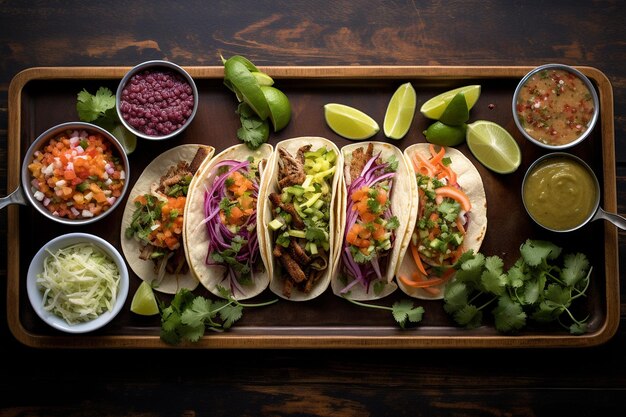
<box><xmin>6</xmin><ymin>65</ymin><xmax>619</xmax><ymax>348</ymax></box>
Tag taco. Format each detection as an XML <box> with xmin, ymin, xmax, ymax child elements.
<box><xmin>259</xmin><ymin>137</ymin><xmax>344</xmax><ymax>301</ymax></box>
<box><xmin>184</xmin><ymin>143</ymin><xmax>273</xmax><ymax>300</ymax></box>
<box><xmin>331</xmin><ymin>142</ymin><xmax>413</xmax><ymax>301</ymax></box>
<box><xmin>397</xmin><ymin>143</ymin><xmax>487</xmax><ymax>299</ymax></box>
<box><xmin>121</xmin><ymin>144</ymin><xmax>214</xmax><ymax>294</ymax></box>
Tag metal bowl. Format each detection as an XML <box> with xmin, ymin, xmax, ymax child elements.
<box><xmin>512</xmin><ymin>63</ymin><xmax>599</xmax><ymax>150</ymax></box>
<box><xmin>116</xmin><ymin>60</ymin><xmax>198</xmax><ymax>141</ymax></box>
<box><xmin>0</xmin><ymin>121</ymin><xmax>130</xmax><ymax>225</ymax></box>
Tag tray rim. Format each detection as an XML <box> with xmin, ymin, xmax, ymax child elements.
<box><xmin>6</xmin><ymin>65</ymin><xmax>619</xmax><ymax>349</ymax></box>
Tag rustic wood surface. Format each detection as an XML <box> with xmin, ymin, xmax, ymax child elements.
<box><xmin>1</xmin><ymin>1</ymin><xmax>625</xmax><ymax>416</ymax></box>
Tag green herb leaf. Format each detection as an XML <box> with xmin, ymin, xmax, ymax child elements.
<box><xmin>342</xmin><ymin>296</ymin><xmax>424</xmax><ymax>329</ymax></box>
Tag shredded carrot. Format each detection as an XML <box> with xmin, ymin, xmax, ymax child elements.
<box><xmin>410</xmin><ymin>242</ymin><xmax>427</xmax><ymax>275</ymax></box>
<box><xmin>435</xmin><ymin>186</ymin><xmax>471</xmax><ymax>211</ymax></box>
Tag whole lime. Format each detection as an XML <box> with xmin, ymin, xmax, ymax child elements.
<box><xmin>423</xmin><ymin>121</ymin><xmax>467</xmax><ymax>146</ymax></box>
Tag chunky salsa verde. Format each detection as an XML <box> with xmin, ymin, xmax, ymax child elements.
<box><xmin>516</xmin><ymin>68</ymin><xmax>595</xmax><ymax>146</ymax></box>
<box><xmin>522</xmin><ymin>156</ymin><xmax>597</xmax><ymax>231</ymax></box>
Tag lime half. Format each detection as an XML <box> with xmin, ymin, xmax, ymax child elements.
<box><xmin>466</xmin><ymin>120</ymin><xmax>521</xmax><ymax>174</ymax></box>
<box><xmin>130</xmin><ymin>280</ymin><xmax>159</xmax><ymax>316</ymax></box>
<box><xmin>420</xmin><ymin>85</ymin><xmax>481</xmax><ymax>120</ymax></box>
<box><xmin>383</xmin><ymin>82</ymin><xmax>416</xmax><ymax>139</ymax></box>
<box><xmin>261</xmin><ymin>85</ymin><xmax>291</xmax><ymax>132</ymax></box>
<box><xmin>324</xmin><ymin>103</ymin><xmax>380</xmax><ymax>140</ymax></box>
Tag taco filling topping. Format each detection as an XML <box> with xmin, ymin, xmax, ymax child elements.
<box><xmin>340</xmin><ymin>143</ymin><xmax>399</xmax><ymax>295</ymax></box>
<box><xmin>268</xmin><ymin>146</ymin><xmax>337</xmax><ymax>298</ymax></box>
<box><xmin>400</xmin><ymin>144</ymin><xmax>471</xmax><ymax>295</ymax></box>
<box><xmin>201</xmin><ymin>157</ymin><xmax>264</xmax><ymax>294</ymax></box>
<box><xmin>125</xmin><ymin>148</ymin><xmax>209</xmax><ymax>284</ymax></box>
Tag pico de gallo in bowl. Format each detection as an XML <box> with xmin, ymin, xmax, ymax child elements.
<box><xmin>22</xmin><ymin>122</ymin><xmax>129</xmax><ymax>225</ymax></box>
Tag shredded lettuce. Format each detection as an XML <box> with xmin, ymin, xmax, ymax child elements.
<box><xmin>37</xmin><ymin>242</ymin><xmax>120</xmax><ymax>324</ymax></box>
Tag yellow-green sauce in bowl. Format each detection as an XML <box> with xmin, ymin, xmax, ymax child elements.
<box><xmin>522</xmin><ymin>153</ymin><xmax>599</xmax><ymax>231</ymax></box>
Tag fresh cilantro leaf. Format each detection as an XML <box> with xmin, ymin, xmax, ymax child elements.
<box><xmin>219</xmin><ymin>303</ymin><xmax>243</xmax><ymax>329</ymax></box>
<box><xmin>453</xmin><ymin>304</ymin><xmax>482</xmax><ymax>328</ymax></box>
<box><xmin>385</xmin><ymin>216</ymin><xmax>400</xmax><ymax>230</ymax></box>
<box><xmin>492</xmin><ymin>295</ymin><xmax>527</xmax><ymax>332</ymax></box>
<box><xmin>520</xmin><ymin>239</ymin><xmax>561</xmax><ymax>266</ymax></box>
<box><xmin>392</xmin><ymin>300</ymin><xmax>424</xmax><ymax>328</ymax></box>
<box><xmin>158</xmin><ymin>287</ymin><xmax>277</xmax><ymax>345</ymax></box>
<box><xmin>438</xmin><ymin>200</ymin><xmax>460</xmax><ymax>222</ymax></box>
<box><xmin>561</xmin><ymin>253</ymin><xmax>590</xmax><ymax>286</ymax></box>
<box><xmin>443</xmin><ymin>239</ymin><xmax>593</xmax><ymax>335</ymax></box>
<box><xmin>342</xmin><ymin>297</ymin><xmax>424</xmax><ymax>329</ymax></box>
<box><xmin>236</xmin><ymin>102</ymin><xmax>270</xmax><ymax>149</ymax></box>
<box><xmin>76</xmin><ymin>87</ymin><xmax>116</xmax><ymax>122</ymax></box>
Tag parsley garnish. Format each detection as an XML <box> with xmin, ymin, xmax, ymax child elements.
<box><xmin>160</xmin><ymin>287</ymin><xmax>278</xmax><ymax>345</ymax></box>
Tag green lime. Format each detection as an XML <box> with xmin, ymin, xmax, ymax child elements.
<box><xmin>438</xmin><ymin>92</ymin><xmax>469</xmax><ymax>126</ymax></box>
<box><xmin>383</xmin><ymin>82</ymin><xmax>417</xmax><ymax>140</ymax></box>
<box><xmin>466</xmin><ymin>120</ymin><xmax>522</xmax><ymax>174</ymax></box>
<box><xmin>324</xmin><ymin>103</ymin><xmax>380</xmax><ymax>140</ymax></box>
<box><xmin>110</xmin><ymin>124</ymin><xmax>137</xmax><ymax>155</ymax></box>
<box><xmin>423</xmin><ymin>121</ymin><xmax>467</xmax><ymax>146</ymax></box>
<box><xmin>420</xmin><ymin>85</ymin><xmax>481</xmax><ymax>120</ymax></box>
<box><xmin>252</xmin><ymin>71</ymin><xmax>274</xmax><ymax>86</ymax></box>
<box><xmin>261</xmin><ymin>85</ymin><xmax>291</xmax><ymax>132</ymax></box>
<box><xmin>221</xmin><ymin>54</ymin><xmax>259</xmax><ymax>72</ymax></box>
<box><xmin>224</xmin><ymin>59</ymin><xmax>270</xmax><ymax>120</ymax></box>
<box><xmin>130</xmin><ymin>281</ymin><xmax>159</xmax><ymax>316</ymax></box>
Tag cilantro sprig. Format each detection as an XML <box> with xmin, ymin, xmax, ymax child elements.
<box><xmin>76</xmin><ymin>86</ymin><xmax>137</xmax><ymax>153</ymax></box>
<box><xmin>343</xmin><ymin>297</ymin><xmax>424</xmax><ymax>328</ymax></box>
<box><xmin>160</xmin><ymin>286</ymin><xmax>278</xmax><ymax>345</ymax></box>
<box><xmin>443</xmin><ymin>239</ymin><xmax>592</xmax><ymax>335</ymax></box>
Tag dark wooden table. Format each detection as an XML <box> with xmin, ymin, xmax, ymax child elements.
<box><xmin>2</xmin><ymin>1</ymin><xmax>625</xmax><ymax>415</ymax></box>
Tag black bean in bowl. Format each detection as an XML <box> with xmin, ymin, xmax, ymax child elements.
<box><xmin>116</xmin><ymin>60</ymin><xmax>198</xmax><ymax>141</ymax></box>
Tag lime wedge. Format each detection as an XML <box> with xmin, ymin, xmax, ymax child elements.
<box><xmin>130</xmin><ymin>281</ymin><xmax>159</xmax><ymax>316</ymax></box>
<box><xmin>466</xmin><ymin>120</ymin><xmax>522</xmax><ymax>174</ymax></box>
<box><xmin>110</xmin><ymin>124</ymin><xmax>137</xmax><ymax>155</ymax></box>
<box><xmin>420</xmin><ymin>85</ymin><xmax>481</xmax><ymax>120</ymax></box>
<box><xmin>261</xmin><ymin>86</ymin><xmax>291</xmax><ymax>132</ymax></box>
<box><xmin>224</xmin><ymin>59</ymin><xmax>270</xmax><ymax>120</ymax></box>
<box><xmin>438</xmin><ymin>92</ymin><xmax>469</xmax><ymax>126</ymax></box>
<box><xmin>383</xmin><ymin>82</ymin><xmax>416</xmax><ymax>139</ymax></box>
<box><xmin>423</xmin><ymin>121</ymin><xmax>467</xmax><ymax>146</ymax></box>
<box><xmin>324</xmin><ymin>103</ymin><xmax>379</xmax><ymax>140</ymax></box>
<box><xmin>252</xmin><ymin>71</ymin><xmax>274</xmax><ymax>86</ymax></box>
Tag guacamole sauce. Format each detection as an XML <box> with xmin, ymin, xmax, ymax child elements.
<box><xmin>523</xmin><ymin>156</ymin><xmax>597</xmax><ymax>230</ymax></box>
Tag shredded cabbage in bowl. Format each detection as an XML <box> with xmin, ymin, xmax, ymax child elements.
<box><xmin>37</xmin><ymin>242</ymin><xmax>120</xmax><ymax>324</ymax></box>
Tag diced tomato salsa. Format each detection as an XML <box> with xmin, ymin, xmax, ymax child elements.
<box><xmin>27</xmin><ymin>129</ymin><xmax>126</xmax><ymax>220</ymax></box>
<box><xmin>516</xmin><ymin>68</ymin><xmax>595</xmax><ymax>146</ymax></box>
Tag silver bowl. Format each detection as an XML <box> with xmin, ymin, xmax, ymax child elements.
<box><xmin>0</xmin><ymin>121</ymin><xmax>130</xmax><ymax>225</ymax></box>
<box><xmin>512</xmin><ymin>63</ymin><xmax>599</xmax><ymax>150</ymax></box>
<box><xmin>116</xmin><ymin>60</ymin><xmax>198</xmax><ymax>141</ymax></box>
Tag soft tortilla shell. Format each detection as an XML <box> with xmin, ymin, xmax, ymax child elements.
<box><xmin>120</xmin><ymin>144</ymin><xmax>214</xmax><ymax>294</ymax></box>
<box><xmin>397</xmin><ymin>143</ymin><xmax>487</xmax><ymax>300</ymax></box>
<box><xmin>331</xmin><ymin>141</ymin><xmax>413</xmax><ymax>301</ymax></box>
<box><xmin>259</xmin><ymin>137</ymin><xmax>344</xmax><ymax>301</ymax></box>
<box><xmin>184</xmin><ymin>143</ymin><xmax>273</xmax><ymax>300</ymax></box>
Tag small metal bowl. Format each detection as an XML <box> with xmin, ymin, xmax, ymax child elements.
<box><xmin>0</xmin><ymin>121</ymin><xmax>130</xmax><ymax>226</ymax></box>
<box><xmin>512</xmin><ymin>63</ymin><xmax>599</xmax><ymax>150</ymax></box>
<box><xmin>27</xmin><ymin>232</ymin><xmax>129</xmax><ymax>333</ymax></box>
<box><xmin>520</xmin><ymin>152</ymin><xmax>626</xmax><ymax>234</ymax></box>
<box><xmin>116</xmin><ymin>60</ymin><xmax>198</xmax><ymax>141</ymax></box>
